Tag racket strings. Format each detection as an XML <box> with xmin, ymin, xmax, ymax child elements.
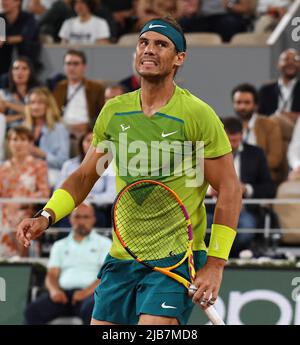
<box><xmin>115</xmin><ymin>182</ymin><xmax>189</xmax><ymax>267</ymax></box>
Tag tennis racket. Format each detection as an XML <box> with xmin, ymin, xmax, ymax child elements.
<box><xmin>112</xmin><ymin>179</ymin><xmax>225</xmax><ymax>325</ymax></box>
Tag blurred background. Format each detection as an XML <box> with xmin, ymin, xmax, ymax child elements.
<box><xmin>0</xmin><ymin>0</ymin><xmax>300</xmax><ymax>325</ymax></box>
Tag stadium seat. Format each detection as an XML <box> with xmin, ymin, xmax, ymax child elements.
<box><xmin>185</xmin><ymin>33</ymin><xmax>223</xmax><ymax>46</ymax></box>
<box><xmin>230</xmin><ymin>32</ymin><xmax>271</xmax><ymax>45</ymax></box>
<box><xmin>39</xmin><ymin>34</ymin><xmax>55</xmax><ymax>44</ymax></box>
<box><xmin>117</xmin><ymin>33</ymin><xmax>140</xmax><ymax>46</ymax></box>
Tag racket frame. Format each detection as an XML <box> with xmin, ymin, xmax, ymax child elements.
<box><xmin>113</xmin><ymin>179</ymin><xmax>225</xmax><ymax>325</ymax></box>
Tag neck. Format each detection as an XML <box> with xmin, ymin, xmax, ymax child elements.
<box><xmin>242</xmin><ymin>120</ymin><xmax>249</xmax><ymax>131</ymax></box>
<box><xmin>12</xmin><ymin>154</ymin><xmax>28</xmax><ymax>164</ymax></box>
<box><xmin>140</xmin><ymin>76</ymin><xmax>176</xmax><ymax>116</ymax></box>
<box><xmin>69</xmin><ymin>77</ymin><xmax>83</xmax><ymax>85</ymax></box>
<box><xmin>232</xmin><ymin>148</ymin><xmax>238</xmax><ymax>156</ymax></box>
<box><xmin>73</xmin><ymin>233</ymin><xmax>86</xmax><ymax>242</ymax></box>
<box><xmin>16</xmin><ymin>84</ymin><xmax>27</xmax><ymax>96</ymax></box>
<box><xmin>34</xmin><ymin>117</ymin><xmax>46</xmax><ymax>126</ymax></box>
<box><xmin>79</xmin><ymin>13</ymin><xmax>91</xmax><ymax>22</ymax></box>
<box><xmin>282</xmin><ymin>75</ymin><xmax>295</xmax><ymax>85</ymax></box>
<box><xmin>6</xmin><ymin>8</ymin><xmax>19</xmax><ymax>23</ymax></box>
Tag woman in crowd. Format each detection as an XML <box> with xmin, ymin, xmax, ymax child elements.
<box><xmin>0</xmin><ymin>56</ymin><xmax>40</xmax><ymax>128</ymax></box>
<box><xmin>23</xmin><ymin>87</ymin><xmax>70</xmax><ymax>187</ymax></box>
<box><xmin>0</xmin><ymin>126</ymin><xmax>50</xmax><ymax>257</ymax></box>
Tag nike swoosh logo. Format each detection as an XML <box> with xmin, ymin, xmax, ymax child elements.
<box><xmin>161</xmin><ymin>302</ymin><xmax>177</xmax><ymax>309</ymax></box>
<box><xmin>161</xmin><ymin>130</ymin><xmax>178</xmax><ymax>138</ymax></box>
<box><xmin>149</xmin><ymin>24</ymin><xmax>167</xmax><ymax>29</ymax></box>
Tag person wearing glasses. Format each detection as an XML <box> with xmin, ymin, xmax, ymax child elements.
<box><xmin>24</xmin><ymin>202</ymin><xmax>112</xmax><ymax>325</ymax></box>
<box><xmin>53</xmin><ymin>49</ymin><xmax>105</xmax><ymax>139</ymax></box>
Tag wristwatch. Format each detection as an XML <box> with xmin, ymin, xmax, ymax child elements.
<box><xmin>33</xmin><ymin>209</ymin><xmax>53</xmax><ymax>229</ymax></box>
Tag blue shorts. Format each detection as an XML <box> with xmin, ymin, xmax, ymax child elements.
<box><xmin>92</xmin><ymin>250</ymin><xmax>207</xmax><ymax>325</ymax></box>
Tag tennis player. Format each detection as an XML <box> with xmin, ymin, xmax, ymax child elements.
<box><xmin>17</xmin><ymin>16</ymin><xmax>242</xmax><ymax>325</ymax></box>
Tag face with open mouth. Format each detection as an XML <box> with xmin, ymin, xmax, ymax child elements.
<box><xmin>135</xmin><ymin>31</ymin><xmax>180</xmax><ymax>80</ymax></box>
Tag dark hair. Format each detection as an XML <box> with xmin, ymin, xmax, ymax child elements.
<box><xmin>64</xmin><ymin>49</ymin><xmax>87</xmax><ymax>64</ymax></box>
<box><xmin>231</xmin><ymin>83</ymin><xmax>258</xmax><ymax>104</ymax></box>
<box><xmin>8</xmin><ymin>56</ymin><xmax>40</xmax><ymax>94</ymax></box>
<box><xmin>71</xmin><ymin>0</ymin><xmax>98</xmax><ymax>13</ymax></box>
<box><xmin>7</xmin><ymin>126</ymin><xmax>34</xmax><ymax>142</ymax></box>
<box><xmin>222</xmin><ymin>117</ymin><xmax>243</xmax><ymax>134</ymax></box>
<box><xmin>78</xmin><ymin>130</ymin><xmax>93</xmax><ymax>162</ymax></box>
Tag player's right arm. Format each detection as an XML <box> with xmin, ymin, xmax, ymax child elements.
<box><xmin>16</xmin><ymin>145</ymin><xmax>110</xmax><ymax>247</ymax></box>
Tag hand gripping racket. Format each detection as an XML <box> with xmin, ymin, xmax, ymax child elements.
<box><xmin>112</xmin><ymin>179</ymin><xmax>225</xmax><ymax>325</ymax></box>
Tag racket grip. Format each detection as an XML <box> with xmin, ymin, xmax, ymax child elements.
<box><xmin>189</xmin><ymin>284</ymin><xmax>225</xmax><ymax>325</ymax></box>
<box><xmin>204</xmin><ymin>306</ymin><xmax>225</xmax><ymax>325</ymax></box>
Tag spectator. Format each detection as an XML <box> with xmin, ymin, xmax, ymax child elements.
<box><xmin>258</xmin><ymin>49</ymin><xmax>300</xmax><ymax>181</ymax></box>
<box><xmin>39</xmin><ymin>0</ymin><xmax>116</xmax><ymax>42</ymax></box>
<box><xmin>287</xmin><ymin>115</ymin><xmax>300</xmax><ymax>180</ymax></box>
<box><xmin>56</xmin><ymin>131</ymin><xmax>116</xmax><ymax>202</ymax></box>
<box><xmin>258</xmin><ymin>49</ymin><xmax>300</xmax><ymax>121</ymax></box>
<box><xmin>0</xmin><ymin>56</ymin><xmax>40</xmax><ymax>128</ymax></box>
<box><xmin>25</xmin><ymin>0</ymin><xmax>57</xmax><ymax>18</ymax></box>
<box><xmin>24</xmin><ymin>202</ymin><xmax>112</xmax><ymax>325</ymax></box>
<box><xmin>0</xmin><ymin>0</ymin><xmax>41</xmax><ymax>76</ymax></box>
<box><xmin>175</xmin><ymin>0</ymin><xmax>199</xmax><ymax>32</ymax></box>
<box><xmin>254</xmin><ymin>0</ymin><xmax>292</xmax><ymax>33</ymax></box>
<box><xmin>104</xmin><ymin>84</ymin><xmax>126</xmax><ymax>102</ymax></box>
<box><xmin>0</xmin><ymin>114</ymin><xmax>5</xmax><ymax>162</ymax></box>
<box><xmin>55</xmin><ymin>130</ymin><xmax>116</xmax><ymax>226</ymax></box>
<box><xmin>118</xmin><ymin>52</ymin><xmax>141</xmax><ymax>92</ymax></box>
<box><xmin>207</xmin><ymin>117</ymin><xmax>276</xmax><ymax>257</ymax></box>
<box><xmin>0</xmin><ymin>126</ymin><xmax>50</xmax><ymax>258</ymax></box>
<box><xmin>274</xmin><ymin>117</ymin><xmax>300</xmax><ymax>244</ymax></box>
<box><xmin>196</xmin><ymin>0</ymin><xmax>254</xmax><ymax>42</ymax></box>
<box><xmin>232</xmin><ymin>83</ymin><xmax>284</xmax><ymax>184</ymax></box>
<box><xmin>132</xmin><ymin>0</ymin><xmax>177</xmax><ymax>31</ymax></box>
<box><xmin>53</xmin><ymin>49</ymin><xmax>105</xmax><ymax>139</ymax></box>
<box><xmin>39</xmin><ymin>0</ymin><xmax>74</xmax><ymax>42</ymax></box>
<box><xmin>59</xmin><ymin>0</ymin><xmax>111</xmax><ymax>44</ymax></box>
<box><xmin>23</xmin><ymin>87</ymin><xmax>70</xmax><ymax>187</ymax></box>
<box><xmin>101</xmin><ymin>0</ymin><xmax>134</xmax><ymax>39</ymax></box>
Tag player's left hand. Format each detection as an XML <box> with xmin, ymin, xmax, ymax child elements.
<box><xmin>190</xmin><ymin>256</ymin><xmax>226</xmax><ymax>310</ymax></box>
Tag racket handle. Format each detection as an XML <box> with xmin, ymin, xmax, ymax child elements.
<box><xmin>204</xmin><ymin>306</ymin><xmax>225</xmax><ymax>325</ymax></box>
<box><xmin>189</xmin><ymin>284</ymin><xmax>225</xmax><ymax>325</ymax></box>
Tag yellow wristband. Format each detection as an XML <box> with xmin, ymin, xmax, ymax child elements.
<box><xmin>207</xmin><ymin>224</ymin><xmax>236</xmax><ymax>260</ymax></box>
<box><xmin>44</xmin><ymin>189</ymin><xmax>76</xmax><ymax>223</ymax></box>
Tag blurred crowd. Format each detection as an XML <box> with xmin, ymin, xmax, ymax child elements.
<box><xmin>0</xmin><ymin>0</ymin><xmax>299</xmax><ymax>261</ymax></box>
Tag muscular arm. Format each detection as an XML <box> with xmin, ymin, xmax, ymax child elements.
<box><xmin>46</xmin><ymin>145</ymin><xmax>111</xmax><ymax>222</ymax></box>
<box><xmin>16</xmin><ymin>144</ymin><xmax>111</xmax><ymax>247</ymax></box>
<box><xmin>204</xmin><ymin>153</ymin><xmax>242</xmax><ymax>229</ymax></box>
<box><xmin>192</xmin><ymin>153</ymin><xmax>242</xmax><ymax>307</ymax></box>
